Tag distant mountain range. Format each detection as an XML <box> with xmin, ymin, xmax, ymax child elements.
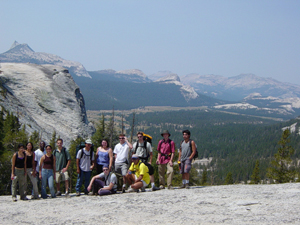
<box><xmin>1</xmin><ymin>41</ymin><xmax>300</xmax><ymax>119</ymax></box>
<box><xmin>180</xmin><ymin>73</ymin><xmax>300</xmax><ymax>101</ymax></box>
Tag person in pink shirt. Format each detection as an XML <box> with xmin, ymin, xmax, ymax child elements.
<box><xmin>156</xmin><ymin>130</ymin><xmax>175</xmax><ymax>190</ymax></box>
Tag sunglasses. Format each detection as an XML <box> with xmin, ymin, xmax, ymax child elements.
<box><xmin>137</xmin><ymin>136</ymin><xmax>143</xmax><ymax>138</ymax></box>
<box><xmin>119</xmin><ymin>137</ymin><xmax>125</xmax><ymax>139</ymax></box>
<box><xmin>103</xmin><ymin>169</ymin><xmax>109</xmax><ymax>171</ymax></box>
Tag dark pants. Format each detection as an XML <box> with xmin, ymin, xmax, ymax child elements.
<box><xmin>96</xmin><ymin>164</ymin><xmax>104</xmax><ymax>174</ymax></box>
<box><xmin>75</xmin><ymin>170</ymin><xmax>91</xmax><ymax>193</ymax></box>
<box><xmin>93</xmin><ymin>179</ymin><xmax>116</xmax><ymax>196</ymax></box>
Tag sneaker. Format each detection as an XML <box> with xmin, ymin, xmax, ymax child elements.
<box><xmin>122</xmin><ymin>187</ymin><xmax>126</xmax><ymax>193</ymax></box>
<box><xmin>185</xmin><ymin>183</ymin><xmax>190</xmax><ymax>189</ymax></box>
<box><xmin>76</xmin><ymin>192</ymin><xmax>80</xmax><ymax>196</ymax></box>
<box><xmin>30</xmin><ymin>195</ymin><xmax>35</xmax><ymax>200</ymax></box>
<box><xmin>179</xmin><ymin>184</ymin><xmax>186</xmax><ymax>189</ymax></box>
<box><xmin>88</xmin><ymin>192</ymin><xmax>94</xmax><ymax>196</ymax></box>
<box><xmin>84</xmin><ymin>191</ymin><xmax>89</xmax><ymax>195</ymax></box>
<box><xmin>65</xmin><ymin>192</ymin><xmax>70</xmax><ymax>198</ymax></box>
<box><xmin>159</xmin><ymin>185</ymin><xmax>165</xmax><ymax>190</ymax></box>
<box><xmin>152</xmin><ymin>186</ymin><xmax>160</xmax><ymax>191</ymax></box>
<box><xmin>141</xmin><ymin>187</ymin><xmax>146</xmax><ymax>192</ymax></box>
<box><xmin>12</xmin><ymin>196</ymin><xmax>17</xmax><ymax>202</ymax></box>
<box><xmin>168</xmin><ymin>186</ymin><xmax>174</xmax><ymax>190</ymax></box>
<box><xmin>21</xmin><ymin>197</ymin><xmax>28</xmax><ymax>201</ymax></box>
<box><xmin>56</xmin><ymin>191</ymin><xmax>61</xmax><ymax>196</ymax></box>
<box><xmin>127</xmin><ymin>187</ymin><xmax>135</xmax><ymax>193</ymax></box>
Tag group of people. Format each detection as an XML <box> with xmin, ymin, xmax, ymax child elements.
<box><xmin>11</xmin><ymin>129</ymin><xmax>196</xmax><ymax>201</ymax></box>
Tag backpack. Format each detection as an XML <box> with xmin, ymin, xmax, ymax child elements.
<box><xmin>76</xmin><ymin>142</ymin><xmax>94</xmax><ymax>166</ymax></box>
<box><xmin>134</xmin><ymin>133</ymin><xmax>152</xmax><ymax>162</ymax></box>
<box><xmin>180</xmin><ymin>139</ymin><xmax>198</xmax><ymax>160</ymax></box>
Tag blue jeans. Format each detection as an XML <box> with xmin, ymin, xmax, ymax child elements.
<box><xmin>41</xmin><ymin>169</ymin><xmax>56</xmax><ymax>199</ymax></box>
<box><xmin>75</xmin><ymin>170</ymin><xmax>91</xmax><ymax>193</ymax></box>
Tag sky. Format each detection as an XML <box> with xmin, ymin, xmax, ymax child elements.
<box><xmin>1</xmin><ymin>0</ymin><xmax>300</xmax><ymax>84</ymax></box>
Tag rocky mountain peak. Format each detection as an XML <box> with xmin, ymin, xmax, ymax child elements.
<box><xmin>0</xmin><ymin>41</ymin><xmax>91</xmax><ymax>78</ymax></box>
<box><xmin>156</xmin><ymin>73</ymin><xmax>181</xmax><ymax>82</ymax></box>
<box><xmin>117</xmin><ymin>69</ymin><xmax>147</xmax><ymax>78</ymax></box>
<box><xmin>7</xmin><ymin>41</ymin><xmax>34</xmax><ymax>54</ymax></box>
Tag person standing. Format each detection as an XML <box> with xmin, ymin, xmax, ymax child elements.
<box><xmin>75</xmin><ymin>139</ymin><xmax>94</xmax><ymax>196</ymax></box>
<box><xmin>25</xmin><ymin>142</ymin><xmax>39</xmax><ymax>199</ymax></box>
<box><xmin>132</xmin><ymin>132</ymin><xmax>160</xmax><ymax>191</ymax></box>
<box><xmin>34</xmin><ymin>141</ymin><xmax>46</xmax><ymax>190</ymax></box>
<box><xmin>178</xmin><ymin>130</ymin><xmax>196</xmax><ymax>189</ymax></box>
<box><xmin>39</xmin><ymin>145</ymin><xmax>56</xmax><ymax>199</ymax></box>
<box><xmin>53</xmin><ymin>138</ymin><xmax>71</xmax><ymax>197</ymax></box>
<box><xmin>114</xmin><ymin>134</ymin><xmax>132</xmax><ymax>193</ymax></box>
<box><xmin>156</xmin><ymin>130</ymin><xmax>175</xmax><ymax>190</ymax></box>
<box><xmin>95</xmin><ymin>139</ymin><xmax>113</xmax><ymax>173</ymax></box>
<box><xmin>11</xmin><ymin>144</ymin><xmax>27</xmax><ymax>201</ymax></box>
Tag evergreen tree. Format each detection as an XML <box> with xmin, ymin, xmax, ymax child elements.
<box><xmin>29</xmin><ymin>130</ymin><xmax>40</xmax><ymax>148</ymax></box>
<box><xmin>267</xmin><ymin>129</ymin><xmax>296</xmax><ymax>183</ymax></box>
<box><xmin>0</xmin><ymin>108</ymin><xmax>4</xmax><ymax>155</ymax></box>
<box><xmin>68</xmin><ymin>137</ymin><xmax>85</xmax><ymax>192</ymax></box>
<box><xmin>225</xmin><ymin>172</ymin><xmax>233</xmax><ymax>184</ymax></box>
<box><xmin>250</xmin><ymin>160</ymin><xmax>260</xmax><ymax>184</ymax></box>
<box><xmin>91</xmin><ymin>114</ymin><xmax>106</xmax><ymax>148</ymax></box>
<box><xmin>200</xmin><ymin>166</ymin><xmax>208</xmax><ymax>185</ymax></box>
<box><xmin>50</xmin><ymin>130</ymin><xmax>57</xmax><ymax>149</ymax></box>
<box><xmin>2</xmin><ymin>112</ymin><xmax>27</xmax><ymax>152</ymax></box>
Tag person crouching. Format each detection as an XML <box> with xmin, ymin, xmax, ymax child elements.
<box><xmin>125</xmin><ymin>154</ymin><xmax>150</xmax><ymax>192</ymax></box>
<box><xmin>87</xmin><ymin>166</ymin><xmax>117</xmax><ymax>196</ymax></box>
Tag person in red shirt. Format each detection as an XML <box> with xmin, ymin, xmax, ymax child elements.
<box><xmin>156</xmin><ymin>130</ymin><xmax>175</xmax><ymax>189</ymax></box>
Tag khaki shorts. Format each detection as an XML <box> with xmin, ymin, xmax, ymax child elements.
<box><xmin>55</xmin><ymin>170</ymin><xmax>69</xmax><ymax>183</ymax></box>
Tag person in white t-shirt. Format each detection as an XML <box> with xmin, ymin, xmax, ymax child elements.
<box><xmin>34</xmin><ymin>141</ymin><xmax>46</xmax><ymax>191</ymax></box>
<box><xmin>113</xmin><ymin>134</ymin><xmax>132</xmax><ymax>193</ymax></box>
<box><xmin>75</xmin><ymin>139</ymin><xmax>95</xmax><ymax>196</ymax></box>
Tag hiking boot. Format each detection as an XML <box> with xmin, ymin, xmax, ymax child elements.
<box><xmin>65</xmin><ymin>192</ymin><xmax>70</xmax><ymax>198</ymax></box>
<box><xmin>159</xmin><ymin>185</ymin><xmax>165</xmax><ymax>190</ymax></box>
<box><xmin>168</xmin><ymin>186</ymin><xmax>174</xmax><ymax>190</ymax></box>
<box><xmin>76</xmin><ymin>192</ymin><xmax>80</xmax><ymax>196</ymax></box>
<box><xmin>152</xmin><ymin>186</ymin><xmax>160</xmax><ymax>191</ymax></box>
<box><xmin>12</xmin><ymin>196</ymin><xmax>17</xmax><ymax>202</ymax></box>
<box><xmin>56</xmin><ymin>191</ymin><xmax>61</xmax><ymax>196</ymax></box>
<box><xmin>179</xmin><ymin>184</ymin><xmax>185</xmax><ymax>189</ymax></box>
<box><xmin>185</xmin><ymin>184</ymin><xmax>190</xmax><ymax>189</ymax></box>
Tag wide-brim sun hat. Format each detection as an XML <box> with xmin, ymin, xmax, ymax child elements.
<box><xmin>161</xmin><ymin>130</ymin><xmax>171</xmax><ymax>137</ymax></box>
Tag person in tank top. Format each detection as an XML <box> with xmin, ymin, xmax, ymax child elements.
<box><xmin>39</xmin><ymin>145</ymin><xmax>56</xmax><ymax>199</ymax></box>
<box><xmin>96</xmin><ymin>139</ymin><xmax>113</xmax><ymax>174</ymax></box>
<box><xmin>11</xmin><ymin>144</ymin><xmax>28</xmax><ymax>201</ymax></box>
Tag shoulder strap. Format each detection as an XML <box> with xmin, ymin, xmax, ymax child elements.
<box><xmin>157</xmin><ymin>139</ymin><xmax>163</xmax><ymax>152</ymax></box>
<box><xmin>80</xmin><ymin>149</ymin><xmax>84</xmax><ymax>159</ymax></box>
<box><xmin>134</xmin><ymin>142</ymin><xmax>138</xmax><ymax>153</ymax></box>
